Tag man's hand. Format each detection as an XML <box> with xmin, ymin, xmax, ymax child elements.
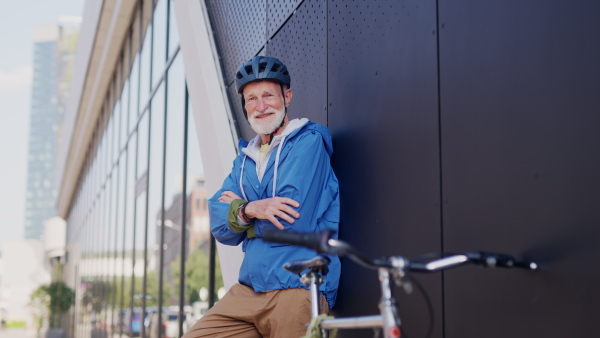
<box><xmin>217</xmin><ymin>191</ymin><xmax>242</xmax><ymax>204</ymax></box>
<box><xmin>245</xmin><ymin>197</ymin><xmax>300</xmax><ymax>230</ymax></box>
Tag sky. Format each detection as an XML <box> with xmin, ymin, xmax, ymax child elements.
<box><xmin>0</xmin><ymin>0</ymin><xmax>85</xmax><ymax>251</ymax></box>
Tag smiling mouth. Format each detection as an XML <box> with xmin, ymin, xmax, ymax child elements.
<box><xmin>255</xmin><ymin>113</ymin><xmax>274</xmax><ymax>119</ymax></box>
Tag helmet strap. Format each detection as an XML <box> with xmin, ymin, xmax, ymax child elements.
<box><xmin>241</xmin><ymin>96</ymin><xmax>248</xmax><ymax>119</ymax></box>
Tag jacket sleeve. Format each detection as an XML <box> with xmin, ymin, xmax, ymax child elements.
<box><xmin>208</xmin><ymin>158</ymin><xmax>248</xmax><ymax>246</ymax></box>
<box><xmin>254</xmin><ymin>130</ymin><xmax>340</xmax><ymax>236</ymax></box>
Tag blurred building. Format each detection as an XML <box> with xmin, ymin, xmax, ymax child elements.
<box><xmin>159</xmin><ymin>178</ymin><xmax>210</xmax><ymax>272</ymax></box>
<box><xmin>157</xmin><ymin>178</ymin><xmax>210</xmax><ymax>306</ymax></box>
<box><xmin>24</xmin><ymin>19</ymin><xmax>80</xmax><ymax>240</ymax></box>
<box><xmin>0</xmin><ymin>241</ymin><xmax>49</xmax><ymax>324</ymax></box>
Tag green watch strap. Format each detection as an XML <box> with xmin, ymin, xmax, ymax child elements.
<box><xmin>227</xmin><ymin>199</ymin><xmax>257</xmax><ymax>238</ymax></box>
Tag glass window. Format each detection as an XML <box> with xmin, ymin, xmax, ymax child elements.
<box><xmin>121</xmin><ymin>79</ymin><xmax>130</xmax><ymax>149</ymax></box>
<box><xmin>115</xmin><ymin>150</ymin><xmax>128</xmax><ymax>338</ymax></box>
<box><xmin>139</xmin><ymin>27</ymin><xmax>152</xmax><ymax>115</ymax></box>
<box><xmin>108</xmin><ymin>161</ymin><xmax>120</xmax><ymax>337</ymax></box>
<box><xmin>132</xmin><ymin>188</ymin><xmax>147</xmax><ymax>336</ymax></box>
<box><xmin>145</xmin><ymin>83</ymin><xmax>165</xmax><ymax>338</ymax></box>
<box><xmin>131</xmin><ymin>5</ymin><xmax>142</xmax><ymax>61</ymax></box>
<box><xmin>152</xmin><ymin>0</ymin><xmax>168</xmax><ymax>88</ymax></box>
<box><xmin>80</xmin><ymin>217</ymin><xmax>88</xmax><ymax>337</ymax></box>
<box><xmin>98</xmin><ymin>113</ymin><xmax>106</xmax><ymax>190</ymax></box>
<box><xmin>124</xmin><ymin>135</ymin><xmax>137</xmax><ymax>334</ymax></box>
<box><xmin>137</xmin><ymin>114</ymin><xmax>149</xmax><ymax>179</ymax></box>
<box><xmin>168</xmin><ymin>0</ymin><xmax>179</xmax><ymax>58</ymax></box>
<box><xmin>113</xmin><ymin>97</ymin><xmax>122</xmax><ymax>165</ymax></box>
<box><xmin>185</xmin><ymin>87</ymin><xmax>223</xmax><ymax>311</ymax></box>
<box><xmin>106</xmin><ymin>105</ymin><xmax>114</xmax><ymax>175</ymax></box>
<box><xmin>99</xmin><ymin>178</ymin><xmax>111</xmax><ymax>335</ymax></box>
<box><xmin>129</xmin><ymin>54</ymin><xmax>140</xmax><ymax>132</ymax></box>
<box><xmin>160</xmin><ymin>53</ymin><xmax>185</xmax><ymax>317</ymax></box>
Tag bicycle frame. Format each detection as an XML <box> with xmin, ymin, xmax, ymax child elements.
<box><xmin>300</xmin><ymin>261</ymin><xmax>401</xmax><ymax>338</ymax></box>
<box><xmin>316</xmin><ymin>268</ymin><xmax>401</xmax><ymax>338</ymax></box>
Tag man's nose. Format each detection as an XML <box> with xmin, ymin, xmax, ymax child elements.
<box><xmin>256</xmin><ymin>98</ymin><xmax>268</xmax><ymax>112</ymax></box>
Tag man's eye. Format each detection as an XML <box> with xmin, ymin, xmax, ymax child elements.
<box><xmin>247</xmin><ymin>97</ymin><xmax>256</xmax><ymax>101</ymax></box>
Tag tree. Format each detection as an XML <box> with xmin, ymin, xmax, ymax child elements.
<box><xmin>31</xmin><ymin>281</ymin><xmax>75</xmax><ymax>329</ymax></box>
<box><xmin>170</xmin><ymin>249</ymin><xmax>223</xmax><ymax>304</ymax></box>
<box><xmin>81</xmin><ymin>278</ymin><xmax>112</xmax><ymax>313</ymax></box>
<box><xmin>113</xmin><ymin>273</ymin><xmax>165</xmax><ymax>310</ymax></box>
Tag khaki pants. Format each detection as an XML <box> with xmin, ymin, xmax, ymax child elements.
<box><xmin>183</xmin><ymin>283</ymin><xmax>329</xmax><ymax>338</ymax></box>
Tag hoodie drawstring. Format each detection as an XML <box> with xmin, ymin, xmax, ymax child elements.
<box><xmin>239</xmin><ymin>137</ymin><xmax>286</xmax><ymax>200</ymax></box>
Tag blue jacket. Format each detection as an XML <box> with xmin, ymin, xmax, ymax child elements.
<box><xmin>208</xmin><ymin>119</ymin><xmax>341</xmax><ymax>307</ymax></box>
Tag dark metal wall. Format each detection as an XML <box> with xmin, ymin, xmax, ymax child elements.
<box><xmin>439</xmin><ymin>1</ymin><xmax>600</xmax><ymax>337</ymax></box>
<box><xmin>327</xmin><ymin>1</ymin><xmax>442</xmax><ymax>337</ymax></box>
<box><xmin>205</xmin><ymin>0</ymin><xmax>600</xmax><ymax>337</ymax></box>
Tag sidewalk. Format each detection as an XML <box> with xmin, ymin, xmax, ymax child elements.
<box><xmin>0</xmin><ymin>328</ymin><xmax>38</xmax><ymax>338</ymax></box>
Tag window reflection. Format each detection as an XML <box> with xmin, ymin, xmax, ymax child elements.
<box><xmin>168</xmin><ymin>0</ymin><xmax>179</xmax><ymax>58</ymax></box>
<box><xmin>123</xmin><ymin>134</ymin><xmax>137</xmax><ymax>337</ymax></box>
<box><xmin>153</xmin><ymin>0</ymin><xmax>168</xmax><ymax>88</ymax></box>
<box><xmin>160</xmin><ymin>54</ymin><xmax>185</xmax><ymax>330</ymax></box>
<box><xmin>129</xmin><ymin>54</ymin><xmax>140</xmax><ymax>133</ymax></box>
<box><xmin>139</xmin><ymin>27</ymin><xmax>152</xmax><ymax>113</ymax></box>
<box><xmin>145</xmin><ymin>82</ymin><xmax>165</xmax><ymax>338</ymax></box>
<box><xmin>120</xmin><ymin>78</ymin><xmax>130</xmax><ymax>149</ymax></box>
<box><xmin>115</xmin><ymin>149</ymin><xmax>128</xmax><ymax>338</ymax></box>
<box><xmin>185</xmin><ymin>86</ymin><xmax>225</xmax><ymax>326</ymax></box>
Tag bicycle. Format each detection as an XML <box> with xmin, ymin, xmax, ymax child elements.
<box><xmin>263</xmin><ymin>230</ymin><xmax>538</xmax><ymax>338</ymax></box>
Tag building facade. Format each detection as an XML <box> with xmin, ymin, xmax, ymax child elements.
<box><xmin>57</xmin><ymin>1</ymin><xmax>600</xmax><ymax>338</ymax></box>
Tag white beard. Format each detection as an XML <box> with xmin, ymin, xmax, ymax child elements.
<box><xmin>248</xmin><ymin>107</ymin><xmax>285</xmax><ymax>135</ymax></box>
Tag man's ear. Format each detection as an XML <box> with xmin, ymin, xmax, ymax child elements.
<box><xmin>284</xmin><ymin>88</ymin><xmax>293</xmax><ymax>107</ymax></box>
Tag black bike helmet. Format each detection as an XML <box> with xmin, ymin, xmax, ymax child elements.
<box><xmin>235</xmin><ymin>56</ymin><xmax>291</xmax><ymax>143</ymax></box>
<box><xmin>235</xmin><ymin>56</ymin><xmax>291</xmax><ymax>94</ymax></box>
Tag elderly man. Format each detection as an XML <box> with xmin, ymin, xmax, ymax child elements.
<box><xmin>183</xmin><ymin>56</ymin><xmax>340</xmax><ymax>337</ymax></box>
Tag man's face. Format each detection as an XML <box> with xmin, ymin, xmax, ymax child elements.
<box><xmin>243</xmin><ymin>81</ymin><xmax>289</xmax><ymax>135</ymax></box>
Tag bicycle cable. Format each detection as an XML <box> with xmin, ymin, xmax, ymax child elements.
<box><xmin>400</xmin><ymin>274</ymin><xmax>435</xmax><ymax>338</ymax></box>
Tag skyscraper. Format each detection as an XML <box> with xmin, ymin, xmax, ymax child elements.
<box><xmin>24</xmin><ymin>19</ymin><xmax>79</xmax><ymax>240</ymax></box>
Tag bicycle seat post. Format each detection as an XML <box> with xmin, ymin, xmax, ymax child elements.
<box><xmin>301</xmin><ymin>269</ymin><xmax>324</xmax><ymax>320</ymax></box>
<box><xmin>378</xmin><ymin>268</ymin><xmax>401</xmax><ymax>338</ymax></box>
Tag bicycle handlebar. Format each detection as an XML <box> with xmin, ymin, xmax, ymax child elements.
<box><xmin>261</xmin><ymin>230</ymin><xmax>332</xmax><ymax>253</ymax></box>
<box><xmin>262</xmin><ymin>230</ymin><xmax>538</xmax><ymax>272</ymax></box>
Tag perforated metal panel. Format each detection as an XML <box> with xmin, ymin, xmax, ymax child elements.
<box><xmin>267</xmin><ymin>0</ymin><xmax>302</xmax><ymax>37</ymax></box>
<box><xmin>266</xmin><ymin>0</ymin><xmax>327</xmax><ymax>125</ymax></box>
<box><xmin>327</xmin><ymin>1</ymin><xmax>441</xmax><ymax>337</ymax></box>
<box><xmin>205</xmin><ymin>0</ymin><xmax>267</xmax><ymax>85</ymax></box>
<box><xmin>439</xmin><ymin>1</ymin><xmax>600</xmax><ymax>337</ymax></box>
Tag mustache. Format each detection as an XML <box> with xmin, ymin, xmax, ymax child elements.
<box><xmin>250</xmin><ymin>108</ymin><xmax>280</xmax><ymax>117</ymax></box>
<box><xmin>248</xmin><ymin>107</ymin><xmax>285</xmax><ymax>135</ymax></box>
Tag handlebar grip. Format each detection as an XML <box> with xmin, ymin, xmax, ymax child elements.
<box><xmin>466</xmin><ymin>251</ymin><xmax>538</xmax><ymax>270</ymax></box>
<box><xmin>262</xmin><ymin>230</ymin><xmax>333</xmax><ymax>253</ymax></box>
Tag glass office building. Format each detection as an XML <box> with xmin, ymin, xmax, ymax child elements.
<box><xmin>56</xmin><ymin>1</ymin><xmax>235</xmax><ymax>337</ymax></box>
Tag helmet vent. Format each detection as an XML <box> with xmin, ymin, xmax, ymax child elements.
<box><xmin>259</xmin><ymin>62</ymin><xmax>268</xmax><ymax>73</ymax></box>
